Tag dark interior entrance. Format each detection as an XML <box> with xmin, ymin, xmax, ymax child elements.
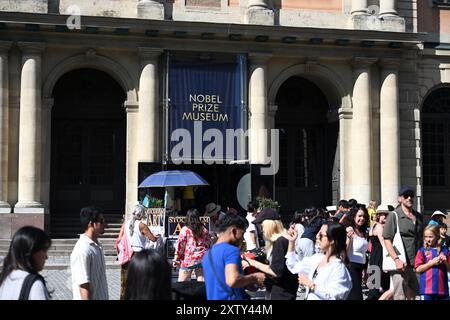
<box><xmin>50</xmin><ymin>68</ymin><xmax>126</xmax><ymax>237</ymax></box>
<box><xmin>422</xmin><ymin>87</ymin><xmax>450</xmax><ymax>213</ymax></box>
<box><xmin>275</xmin><ymin>76</ymin><xmax>338</xmax><ymax>216</ymax></box>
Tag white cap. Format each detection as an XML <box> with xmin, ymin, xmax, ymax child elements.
<box><xmin>431</xmin><ymin>210</ymin><xmax>447</xmax><ymax>219</ymax></box>
<box><xmin>376</xmin><ymin>204</ymin><xmax>393</xmax><ymax>214</ymax></box>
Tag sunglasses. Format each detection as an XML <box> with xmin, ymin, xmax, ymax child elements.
<box><xmin>402</xmin><ymin>194</ymin><xmax>414</xmax><ymax>199</ymax></box>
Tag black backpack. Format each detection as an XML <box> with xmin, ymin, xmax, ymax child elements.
<box><xmin>19</xmin><ymin>273</ymin><xmax>46</xmax><ymax>300</ymax></box>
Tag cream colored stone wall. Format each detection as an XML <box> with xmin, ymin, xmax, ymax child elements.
<box><xmin>0</xmin><ymin>0</ymin><xmax>416</xmax><ymax>32</ymax></box>
<box><xmin>59</xmin><ymin>0</ymin><xmax>137</xmax><ymax>18</ymax></box>
<box><xmin>0</xmin><ymin>0</ymin><xmax>47</xmax><ymax>13</ymax></box>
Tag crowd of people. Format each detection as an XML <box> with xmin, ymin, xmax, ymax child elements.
<box><xmin>0</xmin><ymin>186</ymin><xmax>449</xmax><ymax>301</ymax></box>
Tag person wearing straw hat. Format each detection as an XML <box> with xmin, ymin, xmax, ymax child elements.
<box><xmin>205</xmin><ymin>202</ymin><xmax>226</xmax><ymax>241</ymax></box>
<box><xmin>428</xmin><ymin>210</ymin><xmax>447</xmax><ymax>226</ymax></box>
<box><xmin>366</xmin><ymin>204</ymin><xmax>393</xmax><ymax>300</ymax></box>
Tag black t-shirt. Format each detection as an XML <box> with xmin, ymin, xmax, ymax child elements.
<box><xmin>443</xmin><ymin>235</ymin><xmax>450</xmax><ymax>249</ymax></box>
<box><xmin>265</xmin><ymin>236</ymin><xmax>299</xmax><ymax>300</ymax></box>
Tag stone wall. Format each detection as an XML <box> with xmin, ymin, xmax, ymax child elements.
<box><xmin>59</xmin><ymin>0</ymin><xmax>137</xmax><ymax>18</ymax></box>
<box><xmin>0</xmin><ymin>0</ymin><xmax>47</xmax><ymax>13</ymax></box>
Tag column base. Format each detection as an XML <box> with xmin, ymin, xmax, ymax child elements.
<box><xmin>137</xmin><ymin>0</ymin><xmax>164</xmax><ymax>20</ymax></box>
<box><xmin>14</xmin><ymin>201</ymin><xmax>45</xmax><ymax>214</ymax></box>
<box><xmin>245</xmin><ymin>7</ymin><xmax>274</xmax><ymax>26</ymax></box>
<box><xmin>0</xmin><ymin>212</ymin><xmax>48</xmax><ymax>239</ymax></box>
<box><xmin>351</xmin><ymin>10</ymin><xmax>368</xmax><ymax>15</ymax></box>
<box><xmin>0</xmin><ymin>201</ymin><xmax>11</xmax><ymax>213</ymax></box>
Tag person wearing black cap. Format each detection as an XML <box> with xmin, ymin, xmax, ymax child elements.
<box><xmin>241</xmin><ymin>208</ymin><xmax>299</xmax><ymax>300</ymax></box>
<box><xmin>382</xmin><ymin>186</ymin><xmax>424</xmax><ymax>300</ymax></box>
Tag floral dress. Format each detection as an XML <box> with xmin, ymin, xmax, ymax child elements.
<box><xmin>175</xmin><ymin>226</ymin><xmax>212</xmax><ymax>268</ymax></box>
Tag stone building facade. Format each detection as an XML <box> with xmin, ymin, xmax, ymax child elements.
<box><xmin>0</xmin><ymin>0</ymin><xmax>449</xmax><ymax>238</ymax></box>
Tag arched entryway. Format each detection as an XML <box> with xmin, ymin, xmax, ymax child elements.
<box><xmin>50</xmin><ymin>68</ymin><xmax>126</xmax><ymax>237</ymax></box>
<box><xmin>274</xmin><ymin>76</ymin><xmax>338</xmax><ymax>214</ymax></box>
<box><xmin>421</xmin><ymin>86</ymin><xmax>450</xmax><ymax>213</ymax></box>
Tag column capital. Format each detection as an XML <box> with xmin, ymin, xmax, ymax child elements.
<box><xmin>0</xmin><ymin>41</ymin><xmax>13</xmax><ymax>53</ymax></box>
<box><xmin>248</xmin><ymin>52</ymin><xmax>272</xmax><ymax>64</ymax></box>
<box><xmin>379</xmin><ymin>58</ymin><xmax>401</xmax><ymax>70</ymax></box>
<box><xmin>124</xmin><ymin>100</ymin><xmax>139</xmax><ymax>113</ymax></box>
<box><xmin>17</xmin><ymin>42</ymin><xmax>46</xmax><ymax>55</ymax></box>
<box><xmin>352</xmin><ymin>57</ymin><xmax>378</xmax><ymax>68</ymax></box>
<box><xmin>138</xmin><ymin>47</ymin><xmax>163</xmax><ymax>61</ymax></box>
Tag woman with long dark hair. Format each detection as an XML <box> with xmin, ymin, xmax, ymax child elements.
<box><xmin>0</xmin><ymin>226</ymin><xmax>51</xmax><ymax>300</ymax></box>
<box><xmin>172</xmin><ymin>208</ymin><xmax>212</xmax><ymax>282</ymax></box>
<box><xmin>285</xmin><ymin>221</ymin><xmax>352</xmax><ymax>300</ymax></box>
<box><xmin>342</xmin><ymin>204</ymin><xmax>370</xmax><ymax>300</ymax></box>
<box><xmin>124</xmin><ymin>249</ymin><xmax>172</xmax><ymax>300</ymax></box>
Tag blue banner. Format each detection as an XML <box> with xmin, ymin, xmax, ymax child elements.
<box><xmin>168</xmin><ymin>55</ymin><xmax>245</xmax><ymax>162</ymax></box>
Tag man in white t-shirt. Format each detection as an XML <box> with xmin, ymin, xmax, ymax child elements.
<box><xmin>243</xmin><ymin>201</ymin><xmax>259</xmax><ymax>251</ymax></box>
<box><xmin>70</xmin><ymin>206</ymin><xmax>109</xmax><ymax>300</ymax></box>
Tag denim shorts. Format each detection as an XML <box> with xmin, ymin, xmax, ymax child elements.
<box><xmin>180</xmin><ymin>263</ymin><xmax>202</xmax><ymax>271</ymax></box>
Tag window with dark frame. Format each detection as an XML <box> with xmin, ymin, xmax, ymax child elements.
<box><xmin>422</xmin><ymin>88</ymin><xmax>450</xmax><ymax>188</ymax></box>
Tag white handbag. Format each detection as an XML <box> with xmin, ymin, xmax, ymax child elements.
<box><xmin>382</xmin><ymin>211</ymin><xmax>407</xmax><ymax>272</ymax></box>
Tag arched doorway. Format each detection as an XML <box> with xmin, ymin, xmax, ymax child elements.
<box><xmin>275</xmin><ymin>76</ymin><xmax>338</xmax><ymax>214</ymax></box>
<box><xmin>50</xmin><ymin>68</ymin><xmax>126</xmax><ymax>237</ymax></box>
<box><xmin>421</xmin><ymin>86</ymin><xmax>450</xmax><ymax>212</ymax></box>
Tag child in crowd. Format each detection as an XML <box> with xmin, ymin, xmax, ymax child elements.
<box><xmin>367</xmin><ymin>201</ymin><xmax>377</xmax><ymax>227</ymax></box>
<box><xmin>414</xmin><ymin>225</ymin><xmax>450</xmax><ymax>300</ymax></box>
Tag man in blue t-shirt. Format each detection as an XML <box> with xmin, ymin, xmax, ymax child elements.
<box><xmin>202</xmin><ymin>214</ymin><xmax>265</xmax><ymax>300</ymax></box>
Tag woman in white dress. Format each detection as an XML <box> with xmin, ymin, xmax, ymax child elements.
<box><xmin>285</xmin><ymin>221</ymin><xmax>352</xmax><ymax>300</ymax></box>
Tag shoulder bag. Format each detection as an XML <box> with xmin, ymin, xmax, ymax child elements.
<box><xmin>382</xmin><ymin>211</ymin><xmax>407</xmax><ymax>272</ymax></box>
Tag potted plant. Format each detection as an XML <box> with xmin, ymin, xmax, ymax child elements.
<box><xmin>256</xmin><ymin>196</ymin><xmax>280</xmax><ymax>211</ymax></box>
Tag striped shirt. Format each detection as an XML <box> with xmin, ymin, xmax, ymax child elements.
<box><xmin>70</xmin><ymin>234</ymin><xmax>109</xmax><ymax>300</ymax></box>
<box><xmin>415</xmin><ymin>247</ymin><xmax>450</xmax><ymax>296</ymax></box>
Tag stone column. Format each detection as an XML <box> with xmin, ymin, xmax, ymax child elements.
<box><xmin>245</xmin><ymin>0</ymin><xmax>274</xmax><ymax>25</ymax></box>
<box><xmin>379</xmin><ymin>0</ymin><xmax>398</xmax><ymax>17</ymax></box>
<box><xmin>125</xmin><ymin>100</ymin><xmax>139</xmax><ymax>217</ymax></box>
<box><xmin>0</xmin><ymin>42</ymin><xmax>11</xmax><ymax>213</ymax></box>
<box><xmin>137</xmin><ymin>48</ymin><xmax>162</xmax><ymax>163</ymax></box>
<box><xmin>351</xmin><ymin>0</ymin><xmax>368</xmax><ymax>15</ymax></box>
<box><xmin>350</xmin><ymin>57</ymin><xmax>377</xmax><ymax>204</ymax></box>
<box><xmin>249</xmin><ymin>53</ymin><xmax>271</xmax><ymax>165</ymax></box>
<box><xmin>41</xmin><ymin>98</ymin><xmax>54</xmax><ymax>213</ymax></box>
<box><xmin>339</xmin><ymin>108</ymin><xmax>353</xmax><ymax>199</ymax></box>
<box><xmin>380</xmin><ymin>59</ymin><xmax>400</xmax><ymax>207</ymax></box>
<box><xmin>137</xmin><ymin>0</ymin><xmax>164</xmax><ymax>20</ymax></box>
<box><xmin>15</xmin><ymin>42</ymin><xmax>45</xmax><ymax>213</ymax></box>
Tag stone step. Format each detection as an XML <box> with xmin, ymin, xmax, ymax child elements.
<box><xmin>47</xmin><ymin>250</ymin><xmax>117</xmax><ymax>256</ymax></box>
<box><xmin>42</xmin><ymin>263</ymin><xmax>120</xmax><ymax>270</ymax></box>
<box><xmin>45</xmin><ymin>255</ymin><xmax>117</xmax><ymax>263</ymax></box>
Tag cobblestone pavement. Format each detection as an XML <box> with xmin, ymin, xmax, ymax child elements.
<box><xmin>39</xmin><ymin>268</ymin><xmax>368</xmax><ymax>300</ymax></box>
<box><xmin>41</xmin><ymin>268</ymin><xmax>121</xmax><ymax>300</ymax></box>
